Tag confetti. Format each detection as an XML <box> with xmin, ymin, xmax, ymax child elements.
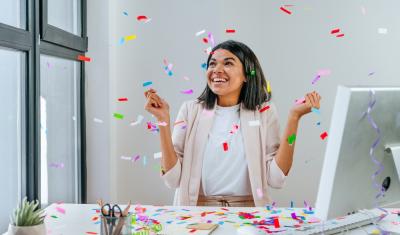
<box><xmin>208</xmin><ymin>33</ymin><xmax>215</xmax><ymax>47</ymax></box>
<box><xmin>368</xmin><ymin>72</ymin><xmax>375</xmax><ymax>76</ymax></box>
<box><xmin>320</xmin><ymin>131</ymin><xmax>328</xmax><ymax>140</ymax></box>
<box><xmin>130</xmin><ymin>115</ymin><xmax>144</xmax><ymax>126</ymax></box>
<box><xmin>226</xmin><ymin>29</ymin><xmax>236</xmax><ymax>33</ymax></box>
<box><xmin>123</xmin><ymin>11</ymin><xmax>128</xmax><ymax>16</ymax></box>
<box><xmin>311</xmin><ymin>75</ymin><xmax>321</xmax><ymax>85</ymax></box>
<box><xmin>119</xmin><ymin>37</ymin><xmax>125</xmax><ymax>45</ymax></box>
<box><xmin>86</xmin><ymin>232</ymin><xmax>98</xmax><ymax>235</ymax></box>
<box><xmin>311</xmin><ymin>107</ymin><xmax>320</xmax><ymax>114</ymax></box>
<box><xmin>143</xmin><ymin>156</ymin><xmax>147</xmax><ymax>166</ymax></box>
<box><xmin>134</xmin><ymin>155</ymin><xmax>140</xmax><ymax>162</ymax></box>
<box><xmin>49</xmin><ymin>163</ymin><xmax>64</xmax><ymax>169</ymax></box>
<box><xmin>378</xmin><ymin>28</ymin><xmax>388</xmax><ymax>34</ymax></box>
<box><xmin>143</xmin><ymin>81</ymin><xmax>153</xmax><ymax>87</ymax></box>
<box><xmin>248</xmin><ymin>120</ymin><xmax>260</xmax><ymax>127</ymax></box>
<box><xmin>77</xmin><ymin>55</ymin><xmax>91</xmax><ymax>62</ymax></box>
<box><xmin>229</xmin><ymin>123</ymin><xmax>239</xmax><ymax>134</ymax></box>
<box><xmin>290</xmin><ymin>201</ymin><xmax>294</xmax><ymax>208</ymax></box>
<box><xmin>295</xmin><ymin>97</ymin><xmax>306</xmax><ymax>105</ymax></box>
<box><xmin>266</xmin><ymin>81</ymin><xmax>271</xmax><ymax>93</ymax></box>
<box><xmin>256</xmin><ymin>188</ymin><xmax>263</xmax><ymax>198</ymax></box>
<box><xmin>336</xmin><ymin>33</ymin><xmax>345</xmax><ymax>38</ymax></box>
<box><xmin>125</xmin><ymin>34</ymin><xmax>137</xmax><ymax>41</ymax></box>
<box><xmin>158</xmin><ymin>121</ymin><xmax>168</xmax><ymax>126</ymax></box>
<box><xmin>202</xmin><ymin>38</ymin><xmax>208</xmax><ymax>43</ymax></box>
<box><xmin>154</xmin><ymin>152</ymin><xmax>162</xmax><ymax>159</ymax></box>
<box><xmin>93</xmin><ymin>118</ymin><xmax>103</xmax><ymax>123</ymax></box>
<box><xmin>181</xmin><ymin>89</ymin><xmax>193</xmax><ymax>95</ymax></box>
<box><xmin>195</xmin><ymin>29</ymin><xmax>206</xmax><ymax>37</ymax></box>
<box><xmin>273</xmin><ymin>217</ymin><xmax>280</xmax><ymax>228</ymax></box>
<box><xmin>259</xmin><ymin>105</ymin><xmax>270</xmax><ymax>113</ymax></box>
<box><xmin>291</xmin><ymin>212</ymin><xmax>297</xmax><ymax>219</ymax></box>
<box><xmin>55</xmin><ymin>207</ymin><xmax>66</xmax><ymax>214</ymax></box>
<box><xmin>201</xmin><ymin>63</ymin><xmax>207</xmax><ymax>70</ymax></box>
<box><xmin>223</xmin><ymin>142</ymin><xmax>229</xmax><ymax>152</ymax></box>
<box><xmin>118</xmin><ymin>97</ymin><xmax>128</xmax><ymax>102</ymax></box>
<box><xmin>250</xmin><ymin>70</ymin><xmax>256</xmax><ymax>76</ymax></box>
<box><xmin>113</xmin><ymin>113</ymin><xmax>124</xmax><ymax>119</ymax></box>
<box><xmin>330</xmin><ymin>28</ymin><xmax>340</xmax><ymax>34</ymax></box>
<box><xmin>317</xmin><ymin>69</ymin><xmax>331</xmax><ymax>76</ymax></box>
<box><xmin>137</xmin><ymin>15</ymin><xmax>149</xmax><ymax>22</ymax></box>
<box><xmin>280</xmin><ymin>6</ymin><xmax>292</xmax><ymax>15</ymax></box>
<box><xmin>287</xmin><ymin>134</ymin><xmax>296</xmax><ymax>145</ymax></box>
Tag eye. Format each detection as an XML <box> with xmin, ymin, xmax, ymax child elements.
<box><xmin>225</xmin><ymin>61</ymin><xmax>233</xmax><ymax>66</ymax></box>
<box><xmin>208</xmin><ymin>62</ymin><xmax>216</xmax><ymax>67</ymax></box>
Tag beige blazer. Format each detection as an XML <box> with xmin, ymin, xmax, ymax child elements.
<box><xmin>161</xmin><ymin>100</ymin><xmax>286</xmax><ymax>206</ymax></box>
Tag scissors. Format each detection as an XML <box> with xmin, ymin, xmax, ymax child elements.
<box><xmin>101</xmin><ymin>204</ymin><xmax>122</xmax><ymax>235</ymax></box>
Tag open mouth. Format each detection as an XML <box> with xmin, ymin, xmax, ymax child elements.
<box><xmin>211</xmin><ymin>77</ymin><xmax>228</xmax><ymax>84</ymax></box>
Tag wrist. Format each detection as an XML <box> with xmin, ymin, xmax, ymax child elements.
<box><xmin>288</xmin><ymin>111</ymin><xmax>301</xmax><ymax>122</ymax></box>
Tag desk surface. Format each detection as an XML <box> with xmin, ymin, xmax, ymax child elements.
<box><xmin>38</xmin><ymin>204</ymin><xmax>400</xmax><ymax>234</ymax></box>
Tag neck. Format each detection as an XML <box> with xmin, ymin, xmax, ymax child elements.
<box><xmin>217</xmin><ymin>94</ymin><xmax>240</xmax><ymax>107</ymax></box>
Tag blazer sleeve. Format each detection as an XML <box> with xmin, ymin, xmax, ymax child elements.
<box><xmin>264</xmin><ymin>102</ymin><xmax>287</xmax><ymax>189</ymax></box>
<box><xmin>160</xmin><ymin>101</ymin><xmax>189</xmax><ymax>189</ymax></box>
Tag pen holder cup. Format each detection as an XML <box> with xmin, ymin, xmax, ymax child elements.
<box><xmin>100</xmin><ymin>214</ymin><xmax>132</xmax><ymax>235</ymax></box>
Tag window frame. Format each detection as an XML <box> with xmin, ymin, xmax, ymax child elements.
<box><xmin>0</xmin><ymin>0</ymin><xmax>87</xmax><ymax>205</ymax></box>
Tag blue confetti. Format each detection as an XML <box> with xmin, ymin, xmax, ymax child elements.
<box><xmin>201</xmin><ymin>63</ymin><xmax>207</xmax><ymax>69</ymax></box>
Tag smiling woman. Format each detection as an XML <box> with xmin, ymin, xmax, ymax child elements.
<box><xmin>144</xmin><ymin>40</ymin><xmax>321</xmax><ymax>207</ymax></box>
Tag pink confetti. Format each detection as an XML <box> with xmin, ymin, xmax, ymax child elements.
<box><xmin>55</xmin><ymin>207</ymin><xmax>66</xmax><ymax>214</ymax></box>
<box><xmin>180</xmin><ymin>89</ymin><xmax>193</xmax><ymax>95</ymax></box>
<box><xmin>49</xmin><ymin>162</ymin><xmax>64</xmax><ymax>169</ymax></box>
<box><xmin>256</xmin><ymin>188</ymin><xmax>263</xmax><ymax>198</ymax></box>
<box><xmin>295</xmin><ymin>97</ymin><xmax>306</xmax><ymax>105</ymax></box>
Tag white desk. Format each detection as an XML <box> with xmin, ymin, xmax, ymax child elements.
<box><xmin>7</xmin><ymin>204</ymin><xmax>400</xmax><ymax>235</ymax></box>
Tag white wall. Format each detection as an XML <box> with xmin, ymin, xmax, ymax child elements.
<box><xmin>86</xmin><ymin>0</ymin><xmax>400</xmax><ymax>207</ymax></box>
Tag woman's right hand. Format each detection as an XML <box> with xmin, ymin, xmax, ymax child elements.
<box><xmin>144</xmin><ymin>88</ymin><xmax>170</xmax><ymax>122</ymax></box>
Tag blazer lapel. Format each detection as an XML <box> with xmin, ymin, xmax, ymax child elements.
<box><xmin>240</xmin><ymin>104</ymin><xmax>263</xmax><ymax>204</ymax></box>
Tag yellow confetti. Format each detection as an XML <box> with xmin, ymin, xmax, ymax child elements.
<box><xmin>370</xmin><ymin>229</ymin><xmax>380</xmax><ymax>235</ymax></box>
<box><xmin>267</xmin><ymin>81</ymin><xmax>271</xmax><ymax>93</ymax></box>
<box><xmin>125</xmin><ymin>34</ymin><xmax>137</xmax><ymax>41</ymax></box>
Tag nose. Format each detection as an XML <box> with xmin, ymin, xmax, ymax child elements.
<box><xmin>212</xmin><ymin>63</ymin><xmax>224</xmax><ymax>74</ymax></box>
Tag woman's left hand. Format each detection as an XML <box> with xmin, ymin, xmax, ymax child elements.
<box><xmin>290</xmin><ymin>91</ymin><xmax>322</xmax><ymax>119</ymax></box>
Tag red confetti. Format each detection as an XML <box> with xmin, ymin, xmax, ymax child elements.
<box><xmin>280</xmin><ymin>6</ymin><xmax>292</xmax><ymax>15</ymax></box>
<box><xmin>91</xmin><ymin>216</ymin><xmax>99</xmax><ymax>221</ymax></box>
<box><xmin>86</xmin><ymin>232</ymin><xmax>98</xmax><ymax>235</ymax></box>
<box><xmin>77</xmin><ymin>55</ymin><xmax>91</xmax><ymax>62</ymax></box>
<box><xmin>226</xmin><ymin>29</ymin><xmax>236</xmax><ymax>33</ymax></box>
<box><xmin>320</xmin><ymin>131</ymin><xmax>328</xmax><ymax>140</ymax></box>
<box><xmin>118</xmin><ymin>97</ymin><xmax>128</xmax><ymax>102</ymax></box>
<box><xmin>202</xmin><ymin>38</ymin><xmax>208</xmax><ymax>43</ymax></box>
<box><xmin>336</xmin><ymin>33</ymin><xmax>345</xmax><ymax>37</ymax></box>
<box><xmin>330</xmin><ymin>28</ymin><xmax>340</xmax><ymax>34</ymax></box>
<box><xmin>259</xmin><ymin>105</ymin><xmax>270</xmax><ymax>113</ymax></box>
<box><xmin>273</xmin><ymin>217</ymin><xmax>280</xmax><ymax>228</ymax></box>
<box><xmin>189</xmin><ymin>229</ymin><xmax>197</xmax><ymax>233</ymax></box>
<box><xmin>137</xmin><ymin>15</ymin><xmax>148</xmax><ymax>22</ymax></box>
<box><xmin>223</xmin><ymin>142</ymin><xmax>229</xmax><ymax>151</ymax></box>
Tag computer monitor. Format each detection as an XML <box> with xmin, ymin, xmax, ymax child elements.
<box><xmin>315</xmin><ymin>86</ymin><xmax>400</xmax><ymax>221</ymax></box>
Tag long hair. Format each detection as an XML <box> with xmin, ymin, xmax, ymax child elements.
<box><xmin>197</xmin><ymin>40</ymin><xmax>271</xmax><ymax>111</ymax></box>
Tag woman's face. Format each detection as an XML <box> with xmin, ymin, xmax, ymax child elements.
<box><xmin>206</xmin><ymin>49</ymin><xmax>246</xmax><ymax>98</ymax></box>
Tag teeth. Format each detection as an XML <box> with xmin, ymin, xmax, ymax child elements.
<box><xmin>212</xmin><ymin>78</ymin><xmax>227</xmax><ymax>82</ymax></box>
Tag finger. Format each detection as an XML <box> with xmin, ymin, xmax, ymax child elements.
<box><xmin>307</xmin><ymin>94</ymin><xmax>316</xmax><ymax>108</ymax></box>
<box><xmin>312</xmin><ymin>93</ymin><xmax>320</xmax><ymax>108</ymax></box>
<box><xmin>145</xmin><ymin>95</ymin><xmax>159</xmax><ymax>108</ymax></box>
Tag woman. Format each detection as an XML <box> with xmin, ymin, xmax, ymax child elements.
<box><xmin>144</xmin><ymin>40</ymin><xmax>321</xmax><ymax>207</ymax></box>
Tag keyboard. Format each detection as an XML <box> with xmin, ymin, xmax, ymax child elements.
<box><xmin>297</xmin><ymin>210</ymin><xmax>381</xmax><ymax>234</ymax></box>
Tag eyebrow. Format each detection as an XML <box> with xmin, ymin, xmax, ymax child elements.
<box><xmin>210</xmin><ymin>57</ymin><xmax>236</xmax><ymax>62</ymax></box>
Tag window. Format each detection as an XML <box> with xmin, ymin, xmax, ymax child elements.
<box><xmin>0</xmin><ymin>47</ymin><xmax>26</xmax><ymax>232</ymax></box>
<box><xmin>0</xmin><ymin>0</ymin><xmax>87</xmax><ymax>230</ymax></box>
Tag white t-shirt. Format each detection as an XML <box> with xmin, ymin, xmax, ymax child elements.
<box><xmin>201</xmin><ymin>104</ymin><xmax>252</xmax><ymax>196</ymax></box>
